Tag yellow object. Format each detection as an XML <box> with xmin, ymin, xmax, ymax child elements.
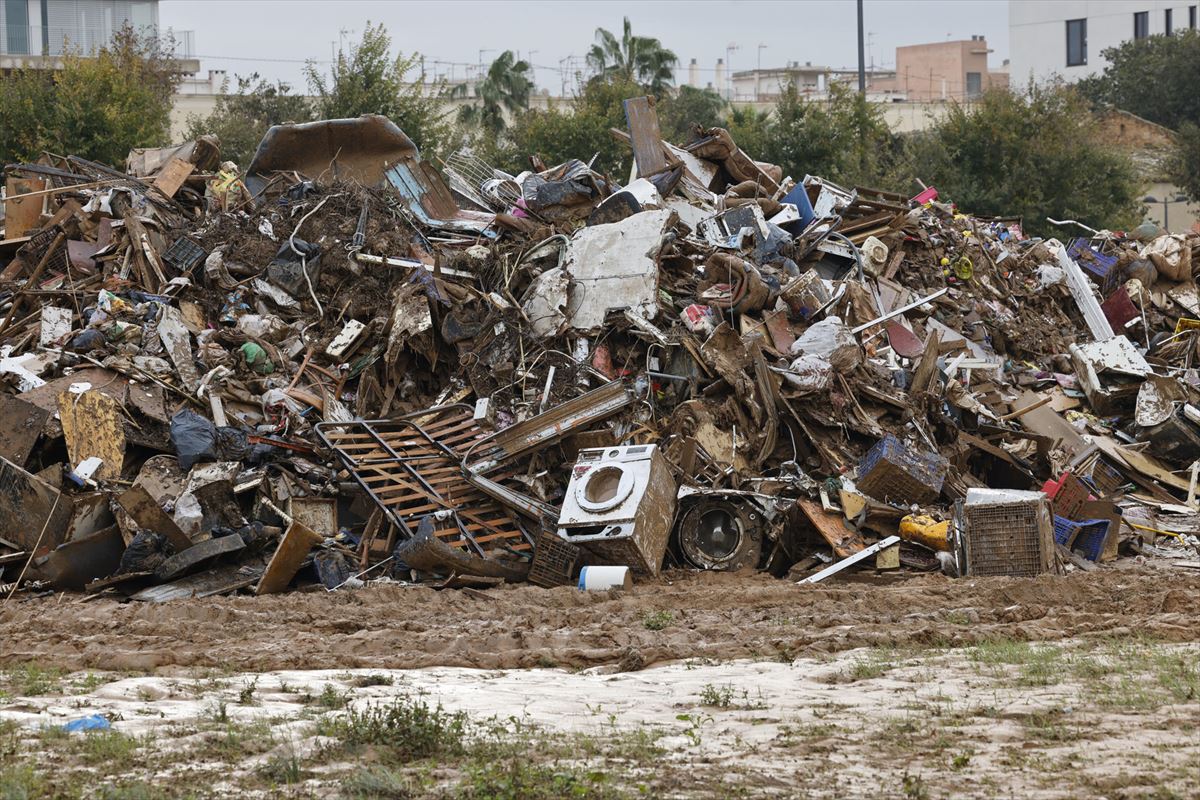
<box><xmin>952</xmin><ymin>255</ymin><xmax>974</xmax><ymax>280</ymax></box>
<box><xmin>1174</xmin><ymin>318</ymin><xmax>1200</xmax><ymax>334</ymax></box>
<box><xmin>940</xmin><ymin>257</ymin><xmax>950</xmax><ymax>266</ymax></box>
<box><xmin>899</xmin><ymin>514</ymin><xmax>951</xmax><ymax>552</ymax></box>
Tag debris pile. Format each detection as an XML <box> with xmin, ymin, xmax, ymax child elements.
<box><xmin>2</xmin><ymin>102</ymin><xmax>1199</xmax><ymax>602</ymax></box>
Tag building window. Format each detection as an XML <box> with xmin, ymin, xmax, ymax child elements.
<box><xmin>4</xmin><ymin>0</ymin><xmax>30</xmax><ymax>55</ymax></box>
<box><xmin>1166</xmin><ymin>8</ymin><xmax>1173</xmax><ymax>33</ymax></box>
<box><xmin>1066</xmin><ymin>18</ymin><xmax>1087</xmax><ymax>66</ymax></box>
<box><xmin>1134</xmin><ymin>11</ymin><xmax>1149</xmax><ymax>39</ymax></box>
<box><xmin>966</xmin><ymin>72</ymin><xmax>982</xmax><ymax>97</ymax></box>
<box><xmin>1190</xmin><ymin>5</ymin><xmax>1196</xmax><ymax>28</ymax></box>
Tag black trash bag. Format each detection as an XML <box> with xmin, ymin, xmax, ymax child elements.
<box><xmin>313</xmin><ymin>549</ymin><xmax>354</xmax><ymax>589</ymax></box>
<box><xmin>266</xmin><ymin>238</ymin><xmax>322</xmax><ymax>297</ymax></box>
<box><xmin>215</xmin><ymin>426</ymin><xmax>249</xmax><ymax>461</ymax></box>
<box><xmin>171</xmin><ymin>410</ymin><xmax>248</xmax><ymax>470</ymax></box>
<box><xmin>170</xmin><ymin>410</ymin><xmax>218</xmax><ymax>470</ymax></box>
<box><xmin>68</xmin><ymin>329</ymin><xmax>106</xmax><ymax>352</ymax></box>
<box><xmin>118</xmin><ymin>530</ymin><xmax>174</xmax><ymax>574</ymax></box>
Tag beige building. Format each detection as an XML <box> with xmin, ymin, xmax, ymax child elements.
<box><xmin>876</xmin><ymin>36</ymin><xmax>1009</xmax><ymax>102</ymax></box>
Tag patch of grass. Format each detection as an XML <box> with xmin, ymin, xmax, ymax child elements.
<box><xmin>312</xmin><ymin>683</ymin><xmax>349</xmax><ymax>710</ymax></box>
<box><xmin>641</xmin><ymin>610</ymin><xmax>674</xmax><ymax>631</ymax></box>
<box><xmin>0</xmin><ymin>764</ymin><xmax>45</xmax><ymax>799</ymax></box>
<box><xmin>322</xmin><ymin>696</ymin><xmax>467</xmax><ymax>763</ymax></box>
<box><xmin>343</xmin><ymin>766</ymin><xmax>417</xmax><ymax>799</ymax></box>
<box><xmin>2</xmin><ymin>664</ymin><xmax>65</xmax><ymax>696</ymax></box>
<box><xmin>237</xmin><ymin>678</ymin><xmax>258</xmax><ymax>706</ymax></box>
<box><xmin>901</xmin><ymin>770</ymin><xmax>930</xmax><ymax>800</ymax></box>
<box><xmin>193</xmin><ymin>718</ymin><xmax>275</xmax><ymax>762</ymax></box>
<box><xmin>258</xmin><ymin>746</ymin><xmax>302</xmax><ymax>786</ymax></box>
<box><xmin>699</xmin><ymin>683</ymin><xmax>735</xmax><ymax>708</ymax></box>
<box><xmin>73</xmin><ymin>673</ymin><xmax>106</xmax><ymax>693</ymax></box>
<box><xmin>943</xmin><ymin>610</ymin><xmax>972</xmax><ymax>626</ymax></box>
<box><xmin>349</xmin><ymin>673</ymin><xmax>395</xmax><ymax>688</ymax></box>
<box><xmin>456</xmin><ymin>758</ymin><xmax>621</xmax><ymax>800</ymax></box>
<box><xmin>698</xmin><ymin>683</ymin><xmax>768</xmax><ymax>711</ymax></box>
<box><xmin>969</xmin><ymin>639</ymin><xmax>1064</xmax><ymax>687</ymax></box>
<box><xmin>1020</xmin><ymin>709</ymin><xmax>1076</xmax><ymax>743</ymax></box>
<box><xmin>77</xmin><ymin>730</ymin><xmax>141</xmax><ymax>768</ymax></box>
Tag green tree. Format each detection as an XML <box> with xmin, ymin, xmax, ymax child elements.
<box><xmin>304</xmin><ymin>22</ymin><xmax>452</xmax><ymax>155</ymax></box>
<box><xmin>907</xmin><ymin>84</ymin><xmax>1143</xmax><ymax>237</ymax></box>
<box><xmin>1172</xmin><ymin>122</ymin><xmax>1200</xmax><ymax>202</ymax></box>
<box><xmin>505</xmin><ymin>75</ymin><xmax>643</xmax><ymax>177</ymax></box>
<box><xmin>184</xmin><ymin>74</ymin><xmax>314</xmax><ymax>167</ymax></box>
<box><xmin>761</xmin><ymin>82</ymin><xmax>898</xmax><ymax>186</ymax></box>
<box><xmin>1078</xmin><ymin>29</ymin><xmax>1200</xmax><ymax>131</ymax></box>
<box><xmin>456</xmin><ymin>50</ymin><xmax>533</xmax><ymax>137</ymax></box>
<box><xmin>725</xmin><ymin>105</ymin><xmax>774</xmax><ymax>165</ymax></box>
<box><xmin>0</xmin><ymin>70</ymin><xmax>53</xmax><ymax>165</ymax></box>
<box><xmin>658</xmin><ymin>85</ymin><xmax>726</xmax><ymax>143</ymax></box>
<box><xmin>0</xmin><ymin>24</ymin><xmax>181</xmax><ymax>167</ymax></box>
<box><xmin>586</xmin><ymin>17</ymin><xmax>678</xmax><ymax>96</ymax></box>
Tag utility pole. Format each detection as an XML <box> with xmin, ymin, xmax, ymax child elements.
<box><xmin>857</xmin><ymin>0</ymin><xmax>866</xmax><ymax>93</ymax></box>
<box><xmin>726</xmin><ymin>42</ymin><xmax>740</xmax><ymax>101</ymax></box>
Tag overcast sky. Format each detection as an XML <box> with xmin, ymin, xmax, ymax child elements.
<box><xmin>161</xmin><ymin>0</ymin><xmax>1010</xmax><ymax>93</ymax></box>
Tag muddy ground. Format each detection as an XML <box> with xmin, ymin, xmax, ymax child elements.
<box><xmin>1</xmin><ymin>563</ymin><xmax>1198</xmax><ymax>673</ymax></box>
<box><xmin>1</xmin><ymin>564</ymin><xmax>1199</xmax><ymax>798</ymax></box>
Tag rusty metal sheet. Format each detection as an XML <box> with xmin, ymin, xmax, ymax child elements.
<box><xmin>32</xmin><ymin>525</ymin><xmax>124</xmax><ymax>590</ymax></box>
<box><xmin>156</xmin><ymin>534</ymin><xmax>246</xmax><ymax>582</ymax></box>
<box><xmin>797</xmin><ymin>498</ymin><xmax>866</xmax><ymax>559</ymax></box>
<box><xmin>467</xmin><ymin>380</ymin><xmax>634</xmax><ymax>474</ymax></box>
<box><xmin>246</xmin><ymin>115</ymin><xmax>418</xmax><ymax>190</ymax></box>
<box><xmin>0</xmin><ymin>394</ymin><xmax>49</xmax><ymax>468</ymax></box>
<box><xmin>384</xmin><ymin>160</ymin><xmax>497</xmax><ymax>236</ymax></box>
<box><xmin>0</xmin><ymin>456</ymin><xmax>76</xmax><ymax>553</ymax></box>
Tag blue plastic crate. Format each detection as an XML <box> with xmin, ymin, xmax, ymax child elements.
<box><xmin>857</xmin><ymin>434</ymin><xmax>948</xmax><ymax>505</ymax></box>
<box><xmin>1052</xmin><ymin>515</ymin><xmax>1109</xmax><ymax>562</ymax></box>
<box><xmin>1068</xmin><ymin>238</ymin><xmax>1120</xmax><ymax>294</ymax></box>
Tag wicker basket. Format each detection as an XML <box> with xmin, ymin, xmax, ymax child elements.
<box><xmin>528</xmin><ymin>528</ymin><xmax>581</xmax><ymax>588</ymax></box>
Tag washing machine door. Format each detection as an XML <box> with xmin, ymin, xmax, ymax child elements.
<box><xmin>575</xmin><ymin>464</ymin><xmax>636</xmax><ymax>513</ymax></box>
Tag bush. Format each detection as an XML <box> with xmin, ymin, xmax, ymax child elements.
<box><xmin>906</xmin><ymin>84</ymin><xmax>1143</xmax><ymax>237</ymax></box>
<box><xmin>0</xmin><ymin>25</ymin><xmax>180</xmax><ymax>167</ymax></box>
<box><xmin>325</xmin><ymin>696</ymin><xmax>467</xmax><ymax>762</ymax></box>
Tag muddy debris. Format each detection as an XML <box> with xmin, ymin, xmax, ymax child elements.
<box><xmin>1</xmin><ymin>105</ymin><xmax>1199</xmax><ymax>610</ymax></box>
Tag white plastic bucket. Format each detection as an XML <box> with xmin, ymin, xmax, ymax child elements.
<box><xmin>577</xmin><ymin>565</ymin><xmax>632</xmax><ymax>591</ymax></box>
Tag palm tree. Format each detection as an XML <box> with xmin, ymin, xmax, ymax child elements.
<box><xmin>586</xmin><ymin>17</ymin><xmax>678</xmax><ymax>95</ymax></box>
<box><xmin>456</xmin><ymin>50</ymin><xmax>533</xmax><ymax>136</ymax></box>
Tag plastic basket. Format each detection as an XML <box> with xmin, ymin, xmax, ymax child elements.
<box><xmin>1083</xmin><ymin>457</ymin><xmax>1124</xmax><ymax>497</ymax></box>
<box><xmin>162</xmin><ymin>237</ymin><xmax>207</xmax><ymax>273</ymax></box>
<box><xmin>528</xmin><ymin>528</ymin><xmax>580</xmax><ymax>588</ymax></box>
<box><xmin>1050</xmin><ymin>472</ymin><xmax>1090</xmax><ymax>519</ymax></box>
<box><xmin>856</xmin><ymin>434</ymin><xmax>948</xmax><ymax>505</ymax></box>
<box><xmin>1052</xmin><ymin>515</ymin><xmax>1109</xmax><ymax>562</ymax></box>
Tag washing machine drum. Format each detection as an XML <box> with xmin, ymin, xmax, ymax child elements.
<box><xmin>575</xmin><ymin>464</ymin><xmax>637</xmax><ymax>513</ymax></box>
<box><xmin>676</xmin><ymin>499</ymin><xmax>763</xmax><ymax>571</ymax></box>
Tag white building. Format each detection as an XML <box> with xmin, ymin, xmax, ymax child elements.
<box><xmin>1010</xmin><ymin>0</ymin><xmax>1197</xmax><ymax>84</ymax></box>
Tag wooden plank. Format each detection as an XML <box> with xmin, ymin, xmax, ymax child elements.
<box><xmin>4</xmin><ymin>176</ymin><xmax>45</xmax><ymax>237</ymax></box>
<box><xmin>116</xmin><ymin>484</ymin><xmax>192</xmax><ymax>552</ymax></box>
<box><xmin>58</xmin><ymin>389</ymin><xmax>125</xmax><ymax>481</ymax></box>
<box><xmin>151</xmin><ymin>157</ymin><xmax>196</xmax><ymax>199</ymax></box>
<box><xmin>624</xmin><ymin>96</ymin><xmax>670</xmax><ymax>178</ymax></box>
<box><xmin>256</xmin><ymin>521</ymin><xmax>324</xmax><ymax>595</ymax></box>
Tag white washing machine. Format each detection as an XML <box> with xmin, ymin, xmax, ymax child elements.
<box><xmin>557</xmin><ymin>444</ymin><xmax>677</xmax><ymax>576</ymax></box>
